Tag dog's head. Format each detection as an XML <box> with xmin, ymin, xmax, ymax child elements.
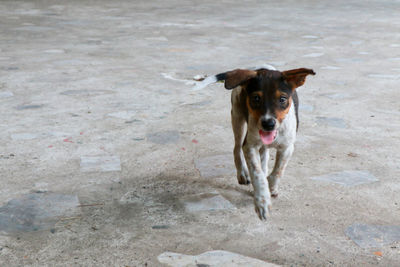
<box><xmin>224</xmin><ymin>68</ymin><xmax>315</xmax><ymax>144</ymax></box>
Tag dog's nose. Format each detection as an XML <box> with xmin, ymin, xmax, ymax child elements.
<box><xmin>261</xmin><ymin>118</ymin><xmax>276</xmax><ymax>131</ymax></box>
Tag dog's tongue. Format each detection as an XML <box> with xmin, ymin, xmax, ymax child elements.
<box><xmin>259</xmin><ymin>130</ymin><xmax>277</xmax><ymax>145</ymax></box>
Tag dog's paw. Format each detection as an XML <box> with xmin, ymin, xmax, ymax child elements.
<box><xmin>237</xmin><ymin>170</ymin><xmax>250</xmax><ymax>185</ymax></box>
<box><xmin>270</xmin><ymin>191</ymin><xmax>278</xmax><ymax>198</ymax></box>
<box><xmin>267</xmin><ymin>175</ymin><xmax>278</xmax><ymax>197</ymax></box>
<box><xmin>270</xmin><ymin>186</ymin><xmax>279</xmax><ymax>198</ymax></box>
<box><xmin>254</xmin><ymin>196</ymin><xmax>271</xmax><ymax>220</ymax></box>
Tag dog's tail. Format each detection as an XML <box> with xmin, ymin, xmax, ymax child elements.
<box><xmin>191</xmin><ymin>73</ymin><xmax>226</xmax><ymax>91</ymax></box>
<box><xmin>191</xmin><ymin>64</ymin><xmax>276</xmax><ymax>91</ymax></box>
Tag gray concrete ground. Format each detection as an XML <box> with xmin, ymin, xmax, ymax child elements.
<box><xmin>1</xmin><ymin>0</ymin><xmax>400</xmax><ymax>266</ymax></box>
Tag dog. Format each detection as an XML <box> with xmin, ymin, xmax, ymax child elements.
<box><xmin>194</xmin><ymin>66</ymin><xmax>315</xmax><ymax>220</ymax></box>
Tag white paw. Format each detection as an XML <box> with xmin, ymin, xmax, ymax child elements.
<box><xmin>267</xmin><ymin>175</ymin><xmax>279</xmax><ymax>197</ymax></box>
<box><xmin>254</xmin><ymin>196</ymin><xmax>271</xmax><ymax>220</ymax></box>
<box><xmin>270</xmin><ymin>189</ymin><xmax>278</xmax><ymax>198</ymax></box>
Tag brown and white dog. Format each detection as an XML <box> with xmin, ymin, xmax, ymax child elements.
<box><xmin>194</xmin><ymin>66</ymin><xmax>315</xmax><ymax>220</ymax></box>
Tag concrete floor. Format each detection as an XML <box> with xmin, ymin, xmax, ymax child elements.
<box><xmin>1</xmin><ymin>0</ymin><xmax>400</xmax><ymax>266</ymax></box>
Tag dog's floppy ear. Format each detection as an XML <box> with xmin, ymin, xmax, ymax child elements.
<box><xmin>282</xmin><ymin>68</ymin><xmax>315</xmax><ymax>89</ymax></box>
<box><xmin>221</xmin><ymin>69</ymin><xmax>257</xmax><ymax>89</ymax></box>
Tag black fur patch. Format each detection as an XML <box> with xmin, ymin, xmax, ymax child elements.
<box><xmin>293</xmin><ymin>90</ymin><xmax>299</xmax><ymax>131</ymax></box>
<box><xmin>215</xmin><ymin>72</ymin><xmax>227</xmax><ymax>82</ymax></box>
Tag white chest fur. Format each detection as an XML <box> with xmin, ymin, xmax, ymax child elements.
<box><xmin>272</xmin><ymin>102</ymin><xmax>297</xmax><ymax>148</ymax></box>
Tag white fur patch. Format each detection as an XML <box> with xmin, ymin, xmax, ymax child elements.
<box><xmin>274</xmin><ymin>103</ymin><xmax>297</xmax><ymax>147</ymax></box>
<box><xmin>191</xmin><ymin>75</ymin><xmax>218</xmax><ymax>91</ymax></box>
<box><xmin>250</xmin><ymin>64</ymin><xmax>276</xmax><ymax>71</ymax></box>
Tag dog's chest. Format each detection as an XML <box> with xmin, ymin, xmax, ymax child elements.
<box><xmin>272</xmin><ymin>104</ymin><xmax>297</xmax><ymax>147</ymax></box>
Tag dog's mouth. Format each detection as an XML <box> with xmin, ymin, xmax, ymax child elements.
<box><xmin>259</xmin><ymin>129</ymin><xmax>277</xmax><ymax>145</ymax></box>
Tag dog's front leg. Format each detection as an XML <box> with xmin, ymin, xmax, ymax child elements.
<box><xmin>268</xmin><ymin>144</ymin><xmax>294</xmax><ymax>197</ymax></box>
<box><xmin>259</xmin><ymin>145</ymin><xmax>269</xmax><ymax>176</ymax></box>
<box><xmin>243</xmin><ymin>143</ymin><xmax>271</xmax><ymax>220</ymax></box>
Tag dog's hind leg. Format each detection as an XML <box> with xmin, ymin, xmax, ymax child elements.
<box><xmin>231</xmin><ymin>108</ymin><xmax>250</xmax><ymax>185</ymax></box>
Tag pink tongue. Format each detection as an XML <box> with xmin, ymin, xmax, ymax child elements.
<box><xmin>259</xmin><ymin>130</ymin><xmax>277</xmax><ymax>145</ymax></box>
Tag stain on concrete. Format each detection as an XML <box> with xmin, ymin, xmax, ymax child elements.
<box><xmin>182</xmin><ymin>192</ymin><xmax>236</xmax><ymax>213</ymax></box>
<box><xmin>146</xmin><ymin>130</ymin><xmax>180</xmax><ymax>144</ymax></box>
<box><xmin>316</xmin><ymin>116</ymin><xmax>347</xmax><ymax>128</ymax></box>
<box><xmin>47</xmin><ymin>131</ymin><xmax>72</xmax><ymax>137</ymax></box>
<box><xmin>152</xmin><ymin>225</ymin><xmax>169</xmax><ymax>229</ymax></box>
<box><xmin>345</xmin><ymin>223</ymin><xmax>400</xmax><ymax>248</ymax></box>
<box><xmin>335</xmin><ymin>57</ymin><xmax>364</xmax><ymax>63</ymax></box>
<box><xmin>119</xmin><ymin>191</ymin><xmax>141</xmax><ymax>205</ymax></box>
<box><xmin>6</xmin><ymin>67</ymin><xmax>19</xmax><ymax>71</ymax></box>
<box><xmin>33</xmin><ymin>182</ymin><xmax>49</xmax><ymax>193</ymax></box>
<box><xmin>299</xmin><ymin>104</ymin><xmax>314</xmax><ymax>112</ymax></box>
<box><xmin>60</xmin><ymin>89</ymin><xmax>114</xmax><ymax>96</ymax></box>
<box><xmin>158</xmin><ymin>250</ymin><xmax>280</xmax><ymax>266</ymax></box>
<box><xmin>145</xmin><ymin>36</ymin><xmax>168</xmax><ymax>41</ymax></box>
<box><xmin>195</xmin><ymin>154</ymin><xmax>235</xmax><ymax>178</ymax></box>
<box><xmin>302</xmin><ymin>53</ymin><xmax>324</xmax><ymax>58</ymax></box>
<box><xmin>158</xmin><ymin>89</ymin><xmax>171</xmax><ymax>95</ymax></box>
<box><xmin>181</xmin><ymin>100</ymin><xmax>212</xmax><ymax>109</ymax></box>
<box><xmin>322</xmin><ymin>93</ymin><xmax>350</xmax><ymax>99</ymax></box>
<box><xmin>11</xmin><ymin>133</ymin><xmax>39</xmax><ymax>140</ymax></box>
<box><xmin>311</xmin><ymin>170</ymin><xmax>378</xmax><ymax>187</ymax></box>
<box><xmin>107</xmin><ymin>111</ymin><xmax>136</xmax><ymax>120</ymax></box>
<box><xmin>11</xmin><ymin>132</ymin><xmax>73</xmax><ymax>140</ymax></box>
<box><xmin>321</xmin><ymin>66</ymin><xmax>341</xmax><ymax>70</ymax></box>
<box><xmin>0</xmin><ymin>91</ymin><xmax>13</xmax><ymax>98</ymax></box>
<box><xmin>367</xmin><ymin>74</ymin><xmax>400</xmax><ymax>80</ymax></box>
<box><xmin>125</xmin><ymin>119</ymin><xmax>142</xmax><ymax>124</ymax></box>
<box><xmin>43</xmin><ymin>49</ymin><xmax>65</xmax><ymax>54</ymax></box>
<box><xmin>0</xmin><ymin>193</ymin><xmax>79</xmax><ymax>233</ymax></box>
<box><xmin>80</xmin><ymin>156</ymin><xmax>121</xmax><ymax>172</ymax></box>
<box><xmin>52</xmin><ymin>59</ymin><xmax>87</xmax><ymax>66</ymax></box>
<box><xmin>16</xmin><ymin>104</ymin><xmax>43</xmax><ymax>110</ymax></box>
<box><xmin>350</xmin><ymin>40</ymin><xmax>364</xmax><ymax>45</ymax></box>
<box><xmin>16</xmin><ymin>26</ymin><xmax>53</xmax><ymax>31</ymax></box>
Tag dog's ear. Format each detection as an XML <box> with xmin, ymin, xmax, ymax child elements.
<box><xmin>222</xmin><ymin>69</ymin><xmax>257</xmax><ymax>89</ymax></box>
<box><xmin>282</xmin><ymin>68</ymin><xmax>315</xmax><ymax>90</ymax></box>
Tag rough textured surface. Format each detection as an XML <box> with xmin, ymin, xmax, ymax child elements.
<box><xmin>345</xmin><ymin>224</ymin><xmax>400</xmax><ymax>249</ymax></box>
<box><xmin>195</xmin><ymin>154</ymin><xmax>236</xmax><ymax>178</ymax></box>
<box><xmin>315</xmin><ymin>116</ymin><xmax>347</xmax><ymax>128</ymax></box>
<box><xmin>182</xmin><ymin>192</ymin><xmax>236</xmax><ymax>213</ymax></box>
<box><xmin>80</xmin><ymin>155</ymin><xmax>121</xmax><ymax>172</ymax></box>
<box><xmin>1</xmin><ymin>0</ymin><xmax>400</xmax><ymax>266</ymax></box>
<box><xmin>158</xmin><ymin>250</ymin><xmax>280</xmax><ymax>267</ymax></box>
<box><xmin>0</xmin><ymin>193</ymin><xmax>79</xmax><ymax>233</ymax></box>
<box><xmin>146</xmin><ymin>130</ymin><xmax>180</xmax><ymax>144</ymax></box>
<box><xmin>311</xmin><ymin>170</ymin><xmax>379</xmax><ymax>187</ymax></box>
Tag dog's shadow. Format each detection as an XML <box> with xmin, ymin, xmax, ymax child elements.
<box><xmin>187</xmin><ymin>174</ymin><xmax>255</xmax><ymax>208</ymax></box>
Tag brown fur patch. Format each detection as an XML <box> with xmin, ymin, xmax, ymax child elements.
<box><xmin>246</xmin><ymin>93</ymin><xmax>263</xmax><ymax>123</ymax></box>
<box><xmin>275</xmin><ymin>98</ymin><xmax>292</xmax><ymax>123</ymax></box>
<box><xmin>274</xmin><ymin>90</ymin><xmax>288</xmax><ymax>100</ymax></box>
<box><xmin>224</xmin><ymin>69</ymin><xmax>257</xmax><ymax>89</ymax></box>
<box><xmin>282</xmin><ymin>68</ymin><xmax>315</xmax><ymax>89</ymax></box>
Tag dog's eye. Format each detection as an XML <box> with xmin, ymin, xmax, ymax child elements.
<box><xmin>279</xmin><ymin>96</ymin><xmax>287</xmax><ymax>104</ymax></box>
<box><xmin>252</xmin><ymin>95</ymin><xmax>261</xmax><ymax>103</ymax></box>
